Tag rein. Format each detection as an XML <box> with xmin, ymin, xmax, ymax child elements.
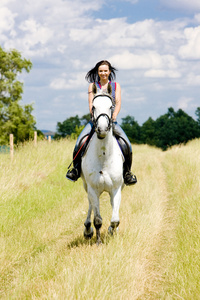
<box><xmin>67</xmin><ymin>135</ymin><xmax>90</xmax><ymax>169</ymax></box>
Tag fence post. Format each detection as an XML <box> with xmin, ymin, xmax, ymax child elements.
<box><xmin>10</xmin><ymin>134</ymin><xmax>14</xmax><ymax>160</ymax></box>
<box><xmin>34</xmin><ymin>131</ymin><xmax>37</xmax><ymax>146</ymax></box>
<box><xmin>48</xmin><ymin>135</ymin><xmax>51</xmax><ymax>143</ymax></box>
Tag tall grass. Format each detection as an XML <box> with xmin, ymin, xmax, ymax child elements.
<box><xmin>162</xmin><ymin>139</ymin><xmax>200</xmax><ymax>299</ymax></box>
<box><xmin>0</xmin><ymin>139</ymin><xmax>200</xmax><ymax>299</ymax></box>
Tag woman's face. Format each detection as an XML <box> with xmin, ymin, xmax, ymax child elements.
<box><xmin>98</xmin><ymin>64</ymin><xmax>111</xmax><ymax>82</ymax></box>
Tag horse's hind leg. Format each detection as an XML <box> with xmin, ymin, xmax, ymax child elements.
<box><xmin>84</xmin><ymin>203</ymin><xmax>93</xmax><ymax>239</ymax></box>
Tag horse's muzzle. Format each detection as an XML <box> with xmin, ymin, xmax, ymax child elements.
<box><xmin>94</xmin><ymin>113</ymin><xmax>111</xmax><ymax>139</ymax></box>
<box><xmin>96</xmin><ymin>127</ymin><xmax>107</xmax><ymax>139</ymax></box>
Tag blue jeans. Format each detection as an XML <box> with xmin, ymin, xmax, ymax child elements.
<box><xmin>74</xmin><ymin>120</ymin><xmax>132</xmax><ymax>154</ymax></box>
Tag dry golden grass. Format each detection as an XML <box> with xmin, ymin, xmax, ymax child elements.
<box><xmin>161</xmin><ymin>139</ymin><xmax>200</xmax><ymax>299</ymax></box>
<box><xmin>0</xmin><ymin>139</ymin><xmax>200</xmax><ymax>299</ymax></box>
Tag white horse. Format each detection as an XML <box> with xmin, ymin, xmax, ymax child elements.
<box><xmin>81</xmin><ymin>85</ymin><xmax>124</xmax><ymax>245</ymax></box>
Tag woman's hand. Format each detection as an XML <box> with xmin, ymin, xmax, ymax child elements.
<box><xmin>112</xmin><ymin>112</ymin><xmax>117</xmax><ymax>121</ymax></box>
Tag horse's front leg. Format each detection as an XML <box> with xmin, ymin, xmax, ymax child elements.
<box><xmin>88</xmin><ymin>186</ymin><xmax>102</xmax><ymax>245</ymax></box>
<box><xmin>108</xmin><ymin>187</ymin><xmax>121</xmax><ymax>235</ymax></box>
<box><xmin>84</xmin><ymin>202</ymin><xmax>93</xmax><ymax>239</ymax></box>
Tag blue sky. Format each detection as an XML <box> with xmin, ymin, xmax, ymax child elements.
<box><xmin>93</xmin><ymin>0</ymin><xmax>191</xmax><ymax>22</ymax></box>
<box><xmin>0</xmin><ymin>0</ymin><xmax>200</xmax><ymax>131</ymax></box>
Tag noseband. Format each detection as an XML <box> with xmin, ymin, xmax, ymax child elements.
<box><xmin>93</xmin><ymin>113</ymin><xmax>112</xmax><ymax>131</ymax></box>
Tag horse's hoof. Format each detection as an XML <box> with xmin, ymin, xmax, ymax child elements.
<box><xmin>108</xmin><ymin>226</ymin><xmax>114</xmax><ymax>235</ymax></box>
<box><xmin>84</xmin><ymin>227</ymin><xmax>94</xmax><ymax>239</ymax></box>
<box><xmin>96</xmin><ymin>239</ymin><xmax>102</xmax><ymax>246</ymax></box>
<box><xmin>108</xmin><ymin>226</ymin><xmax>119</xmax><ymax>236</ymax></box>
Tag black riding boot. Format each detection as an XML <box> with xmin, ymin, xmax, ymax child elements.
<box><xmin>66</xmin><ymin>125</ymin><xmax>95</xmax><ymax>182</ymax></box>
<box><xmin>66</xmin><ymin>135</ymin><xmax>89</xmax><ymax>182</ymax></box>
<box><xmin>117</xmin><ymin>137</ymin><xmax>137</xmax><ymax>185</ymax></box>
<box><xmin>123</xmin><ymin>158</ymin><xmax>137</xmax><ymax>185</ymax></box>
<box><xmin>66</xmin><ymin>147</ymin><xmax>82</xmax><ymax>182</ymax></box>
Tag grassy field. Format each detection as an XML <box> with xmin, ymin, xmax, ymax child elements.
<box><xmin>0</xmin><ymin>138</ymin><xmax>200</xmax><ymax>299</ymax></box>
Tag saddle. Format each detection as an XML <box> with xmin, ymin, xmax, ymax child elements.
<box><xmin>78</xmin><ymin>127</ymin><xmax>126</xmax><ymax>161</ymax></box>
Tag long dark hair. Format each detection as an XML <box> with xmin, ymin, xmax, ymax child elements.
<box><xmin>85</xmin><ymin>60</ymin><xmax>117</xmax><ymax>83</ymax></box>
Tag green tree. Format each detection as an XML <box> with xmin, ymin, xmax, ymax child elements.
<box><xmin>81</xmin><ymin>113</ymin><xmax>91</xmax><ymax>126</ymax></box>
<box><xmin>55</xmin><ymin>113</ymin><xmax>92</xmax><ymax>139</ymax></box>
<box><xmin>195</xmin><ymin>107</ymin><xmax>200</xmax><ymax>126</ymax></box>
<box><xmin>140</xmin><ymin>117</ymin><xmax>157</xmax><ymax>146</ymax></box>
<box><xmin>71</xmin><ymin>125</ymin><xmax>85</xmax><ymax>139</ymax></box>
<box><xmin>0</xmin><ymin>47</ymin><xmax>35</xmax><ymax>145</ymax></box>
<box><xmin>120</xmin><ymin>115</ymin><xmax>141</xmax><ymax>143</ymax></box>
<box><xmin>154</xmin><ymin>108</ymin><xmax>200</xmax><ymax>150</ymax></box>
<box><xmin>55</xmin><ymin>115</ymin><xmax>81</xmax><ymax>139</ymax></box>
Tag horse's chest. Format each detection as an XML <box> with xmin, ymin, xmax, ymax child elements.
<box><xmin>84</xmin><ymin>161</ymin><xmax>121</xmax><ymax>192</ymax></box>
<box><xmin>90</xmin><ymin>170</ymin><xmax>113</xmax><ymax>192</ymax></box>
<box><xmin>82</xmin><ymin>136</ymin><xmax>123</xmax><ymax>191</ymax></box>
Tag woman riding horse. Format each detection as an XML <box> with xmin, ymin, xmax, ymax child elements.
<box><xmin>66</xmin><ymin>60</ymin><xmax>137</xmax><ymax>185</ymax></box>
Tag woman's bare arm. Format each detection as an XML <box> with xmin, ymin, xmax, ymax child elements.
<box><xmin>112</xmin><ymin>82</ymin><xmax>121</xmax><ymax>121</ymax></box>
<box><xmin>88</xmin><ymin>83</ymin><xmax>93</xmax><ymax>114</ymax></box>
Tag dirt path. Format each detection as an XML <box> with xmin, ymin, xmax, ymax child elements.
<box><xmin>118</xmin><ymin>146</ymin><xmax>176</xmax><ymax>298</ymax></box>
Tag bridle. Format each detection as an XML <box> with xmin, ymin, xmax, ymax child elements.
<box><xmin>93</xmin><ymin>113</ymin><xmax>112</xmax><ymax>131</ymax></box>
<box><xmin>92</xmin><ymin>94</ymin><xmax>113</xmax><ymax>132</ymax></box>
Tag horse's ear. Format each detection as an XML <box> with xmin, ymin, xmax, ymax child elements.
<box><xmin>92</xmin><ymin>83</ymin><xmax>97</xmax><ymax>94</ymax></box>
<box><xmin>107</xmin><ymin>83</ymin><xmax>112</xmax><ymax>96</ymax></box>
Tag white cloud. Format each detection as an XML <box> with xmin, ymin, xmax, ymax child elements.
<box><xmin>144</xmin><ymin>69</ymin><xmax>181</xmax><ymax>78</ymax></box>
<box><xmin>20</xmin><ymin>18</ymin><xmax>53</xmax><ymax>44</ymax></box>
<box><xmin>187</xmin><ymin>73</ymin><xmax>200</xmax><ymax>86</ymax></box>
<box><xmin>179</xmin><ymin>26</ymin><xmax>200</xmax><ymax>59</ymax></box>
<box><xmin>161</xmin><ymin>0</ymin><xmax>200</xmax><ymax>12</ymax></box>
<box><xmin>0</xmin><ymin>0</ymin><xmax>13</xmax><ymax>8</ymax></box>
<box><xmin>109</xmin><ymin>51</ymin><xmax>178</xmax><ymax>71</ymax></box>
<box><xmin>50</xmin><ymin>73</ymin><xmax>87</xmax><ymax>90</ymax></box>
<box><xmin>194</xmin><ymin>13</ymin><xmax>200</xmax><ymax>23</ymax></box>
<box><xmin>123</xmin><ymin>0</ymin><xmax>138</xmax><ymax>3</ymax></box>
<box><xmin>57</xmin><ymin>45</ymin><xmax>67</xmax><ymax>54</ymax></box>
<box><xmin>70</xmin><ymin>18</ymin><xmax>158</xmax><ymax>49</ymax></box>
<box><xmin>1</xmin><ymin>0</ymin><xmax>104</xmax><ymax>56</ymax></box>
<box><xmin>0</xmin><ymin>6</ymin><xmax>16</xmax><ymax>33</ymax></box>
<box><xmin>177</xmin><ymin>97</ymin><xmax>193</xmax><ymax>110</ymax></box>
<box><xmin>108</xmin><ymin>19</ymin><xmax>156</xmax><ymax>48</ymax></box>
<box><xmin>70</xmin><ymin>27</ymin><xmax>100</xmax><ymax>45</ymax></box>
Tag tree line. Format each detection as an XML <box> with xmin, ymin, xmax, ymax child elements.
<box><xmin>55</xmin><ymin>107</ymin><xmax>200</xmax><ymax>150</ymax></box>
<box><xmin>1</xmin><ymin>46</ymin><xmax>200</xmax><ymax>150</ymax></box>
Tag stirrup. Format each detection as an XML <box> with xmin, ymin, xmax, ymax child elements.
<box><xmin>66</xmin><ymin>168</ymin><xmax>79</xmax><ymax>182</ymax></box>
<box><xmin>124</xmin><ymin>171</ymin><xmax>137</xmax><ymax>186</ymax></box>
